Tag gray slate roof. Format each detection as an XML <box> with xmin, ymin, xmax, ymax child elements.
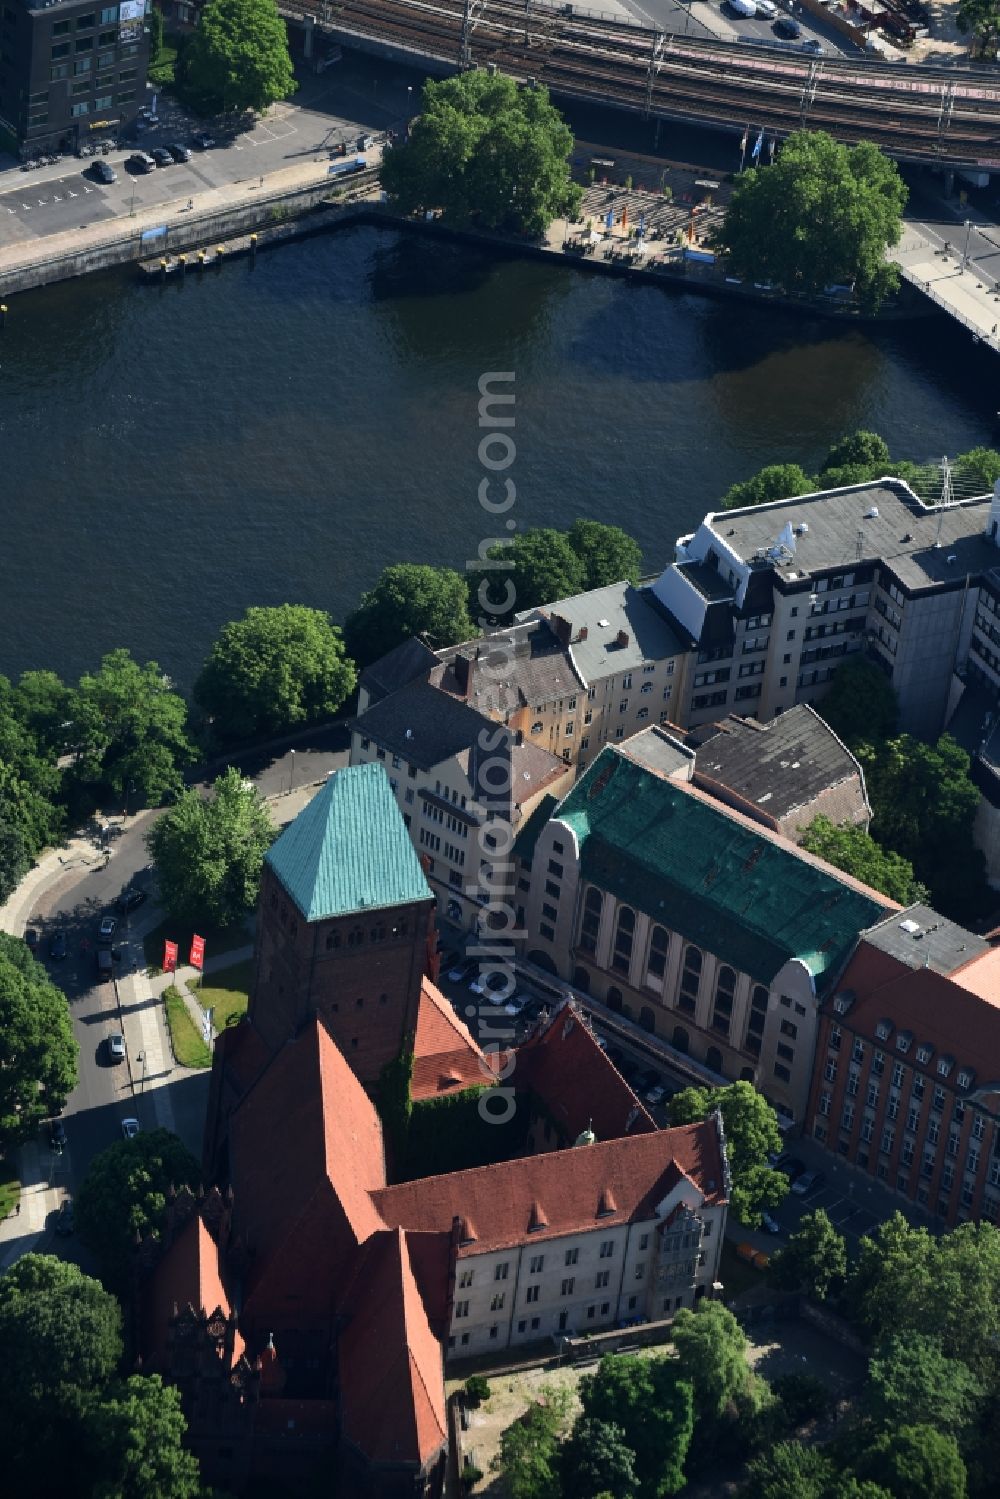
<box><xmin>519</xmin><ymin>581</ymin><xmax>688</xmax><ymax>681</ymax></box>
<box><xmin>354</xmin><ymin>679</ymin><xmax>492</xmax><ymax>772</ymax></box>
<box><xmin>691</xmin><ymin>704</ymin><xmax>866</xmax><ymax>822</ymax></box>
<box><xmin>359</xmin><ymin>638</ymin><xmax>437</xmax><ymax>706</ymax></box>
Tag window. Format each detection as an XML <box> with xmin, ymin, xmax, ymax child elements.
<box><xmin>544</xmin><ymin>881</ymin><xmax>560</xmax><ymax>900</ymax></box>
<box><xmin>100</xmin><ymin>4</ymin><xmax>117</xmax><ymax>20</ymax></box>
<box><xmin>622</xmin><ymin>673</ymin><xmax>632</xmax><ymax>689</ymax></box>
<box><xmin>52</xmin><ymin>18</ymin><xmax>71</xmax><ymax>33</ymax></box>
<box><xmin>711</xmin><ymin>965</ymin><xmax>736</xmax><ymax>1036</ymax></box>
<box><xmin>745</xmin><ymin>984</ymin><xmax>768</xmax><ymax>1056</ymax></box>
<box><xmin>565</xmin><ymin>1248</ymin><xmax>579</xmax><ymax>1266</ymax></box>
<box><xmin>531</xmin><ymin>721</ymin><xmax>543</xmax><ymax>735</ymax></box>
<box><xmin>75</xmin><ymin>35</ymin><xmax>94</xmax><ymax>51</ymax></box>
<box><xmin>561</xmin><ymin>1278</ymin><xmax>575</xmax><ymax>1296</ymax></box>
<box><xmin>678</xmin><ymin>945</ymin><xmax>702</xmax><ymax>1015</ymax></box>
<box><xmin>600</xmin><ymin>1240</ymin><xmax>614</xmax><ymax>1258</ymax></box>
<box><xmin>634</xmin><ymin>1262</ymin><xmax>646</xmax><ymax>1279</ymax></box>
<box><xmin>612</xmin><ymin>905</ymin><xmax>634</xmax><ymax>976</ymax></box>
<box><xmin>455</xmin><ymin>1301</ymin><xmax>469</xmax><ymax>1319</ymax></box>
<box><xmin>542</xmin><ymin>903</ymin><xmax>558</xmax><ymax>923</ymax></box>
<box><xmin>50</xmin><ymin>63</ymin><xmax>70</xmax><ymax>78</ymax></box>
<box><xmin>529</xmin><ymin>1255</ymin><xmax>544</xmax><ymax>1274</ymax></box>
<box><xmin>70</xmin><ymin>101</ymin><xmax>90</xmax><ymax>116</ymax></box>
<box><xmin>76</xmin><ymin>11</ymin><xmax>95</xmax><ymax>26</ymax></box>
<box><xmin>525</xmin><ymin>1285</ymin><xmax>539</xmax><ymax>1303</ymax></box>
<box><xmin>619</xmin><ymin>699</ymin><xmax>629</xmax><ymax>715</ymax></box>
<box><xmin>595</xmin><ymin>1270</ymin><xmax>610</xmax><ymax>1288</ymax></box>
<box><xmin>495</xmin><ymin>1262</ymin><xmax>509</xmax><ymax>1281</ymax></box>
<box><xmin>51</xmin><ymin>41</ymin><xmax>71</xmax><ymax>57</ymax></box>
<box><xmin>640</xmin><ymin>682</ymin><xmax>652</xmax><ymax>694</ymax></box>
<box><xmin>490</xmin><ymin>1293</ymin><xmax>505</xmax><ymax>1311</ymax></box>
<box><xmin>579</xmin><ymin>886</ymin><xmax>602</xmax><ymax>955</ymax></box>
<box><xmin>645</xmin><ymin>925</ymin><xmax>669</xmax><ymax>989</ymax></box>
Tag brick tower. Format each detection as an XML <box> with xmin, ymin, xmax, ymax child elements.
<box><xmin>247</xmin><ymin>762</ymin><xmax>436</xmax><ymax>1085</ymax></box>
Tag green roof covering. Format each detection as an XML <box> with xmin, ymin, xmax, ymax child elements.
<box><xmin>266</xmin><ymin>763</ymin><xmax>432</xmax><ymax>922</ymax></box>
<box><xmin>556</xmin><ymin>748</ymin><xmax>892</xmax><ymax>988</ymax></box>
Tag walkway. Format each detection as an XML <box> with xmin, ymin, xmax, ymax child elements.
<box><xmin>896</xmin><ymin>215</ymin><xmax>1000</xmax><ymax>352</ymax></box>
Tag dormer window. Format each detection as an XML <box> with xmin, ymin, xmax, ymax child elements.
<box><xmin>916</xmin><ymin>1044</ymin><xmax>933</xmax><ymax>1064</ymax></box>
<box><xmin>957</xmin><ymin>1068</ymin><xmax>974</xmax><ymax>1089</ymax></box>
<box><xmin>875</xmin><ymin>1020</ymin><xmax>892</xmax><ymax>1041</ymax></box>
<box><xmin>937</xmin><ymin>1055</ymin><xmax>954</xmax><ymax>1078</ymax></box>
<box><xmin>895</xmin><ymin>1031</ymin><xmax>912</xmax><ymax>1054</ymax></box>
<box><xmin>832</xmin><ymin>993</ymin><xmax>851</xmax><ymax>1015</ymax></box>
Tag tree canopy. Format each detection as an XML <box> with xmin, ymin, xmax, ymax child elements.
<box><xmin>670</xmin><ymin>1302</ymin><xmax>754</xmax><ymax>1421</ymax></box>
<box><xmin>821</xmin><ymin>431</ymin><xmax>891</xmax><ymax>475</ymax></box>
<box><xmin>88</xmin><ymin>1374</ymin><xmax>204</xmax><ymax>1499</ymax></box>
<box><xmin>75</xmin><ymin>1127</ymin><xmax>201</xmax><ymax>1287</ymax></box>
<box><xmin>0</xmin><ymin>677</ymin><xmax>66</xmax><ymax>901</ymax></box>
<box><xmin>146</xmin><ymin>766</ymin><xmax>275</xmax><ymax>928</ymax></box>
<box><xmin>0</xmin><ymin>1254</ymin><xmax>122</xmax><ymax>1423</ymax></box>
<box><xmin>578</xmin><ymin>1352</ymin><xmax>694</xmax><ymax>1497</ymax></box>
<box><xmin>561</xmin><ymin>1417</ymin><xmax>639</xmax><ymax>1499</ymax></box>
<box><xmin>181</xmin><ymin>0</ymin><xmax>296</xmax><ymax>115</ymax></box>
<box><xmin>0</xmin><ymin>932</ymin><xmax>77</xmax><ymax>1150</ymax></box>
<box><xmin>723</xmin><ymin>131</ymin><xmax>907</xmax><ymax>311</ymax></box>
<box><xmin>668</xmin><ymin>1080</ymin><xmax>788</xmax><ymax>1226</ymax></box>
<box><xmin>769</xmin><ymin>1208</ymin><xmax>847</xmax><ymax>1302</ymax></box>
<box><xmin>380</xmin><ymin>70</ymin><xmax>582</xmax><ymax>238</ymax></box>
<box><xmin>854</xmin><ymin>1425</ymin><xmax>968</xmax><ymax>1499</ymax></box>
<box><xmin>343</xmin><ymin>563</ymin><xmax>477</xmax><ymax>671</ymax></box>
<box><xmin>70</xmin><ymin>649</ymin><xmax>194</xmax><ymax>808</ymax></box>
<box><xmin>474</xmin><ymin>527</ymin><xmax>588</xmax><ymax>623</ymax></box>
<box><xmin>565</xmin><ymin>520</ymin><xmax>644</xmax><ymax>590</ymax></box>
<box><xmin>799</xmin><ymin>817</ymin><xmax>926</xmax><ymax>905</ymax></box>
<box><xmin>720</xmin><ymin>463</ymin><xmax>814</xmax><ymax>511</ymax></box>
<box><xmin>818</xmin><ymin>657</ymin><xmax>898</xmax><ymax>746</ymax></box>
<box><xmin>492</xmin><ymin>1386</ymin><xmax>571</xmax><ymax>1499</ymax></box>
<box><xmin>864</xmin><ymin>1332</ymin><xmax>982</xmax><ymax>1435</ymax></box>
<box><xmin>194</xmin><ymin>604</ymin><xmax>356</xmax><ymax>743</ymax></box>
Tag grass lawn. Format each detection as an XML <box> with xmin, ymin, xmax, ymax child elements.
<box><xmin>148</xmin><ymin>40</ymin><xmax>178</xmax><ymax>87</ymax></box>
<box><xmin>191</xmin><ymin>957</ymin><xmax>253</xmax><ymax>1029</ymax></box>
<box><xmin>143</xmin><ymin>916</ymin><xmax>252</xmax><ymax>975</ymax></box>
<box><xmin>0</xmin><ymin>1158</ymin><xmax>20</xmax><ymax>1219</ymax></box>
<box><xmin>163</xmin><ymin>986</ymin><xmax>212</xmax><ymax>1069</ymax></box>
<box><xmin>719</xmin><ymin>1238</ymin><xmax>766</xmax><ymax>1300</ymax></box>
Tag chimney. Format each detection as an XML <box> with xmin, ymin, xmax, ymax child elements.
<box><xmin>616</xmin><ymin>629</ymin><xmax>630</xmax><ymax>647</ymax></box>
<box><xmin>550</xmin><ymin>613</ymin><xmax>572</xmax><ymax>646</ymax></box>
<box><xmin>577</xmin><ymin>625</ymin><xmax>588</xmax><ymax>642</ymax></box>
<box><xmin>453</xmin><ymin>653</ymin><xmax>473</xmax><ymax>696</ymax></box>
<box><xmin>514</xmin><ymin>728</ymin><xmax>524</xmax><ymax>746</ymax></box>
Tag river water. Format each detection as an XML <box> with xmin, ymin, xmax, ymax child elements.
<box><xmin>1</xmin><ymin>224</ymin><xmax>996</xmax><ymax>689</ymax></box>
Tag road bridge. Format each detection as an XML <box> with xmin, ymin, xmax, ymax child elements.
<box><xmin>281</xmin><ymin>0</ymin><xmax>1000</xmax><ymax>171</ymax></box>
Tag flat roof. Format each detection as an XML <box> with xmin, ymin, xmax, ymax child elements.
<box><xmin>711</xmin><ymin>481</ymin><xmax>998</xmax><ymax>593</ymax></box>
<box><xmin>618</xmin><ymin>725</ymin><xmax>694</xmax><ymax>781</ymax></box>
<box><xmin>863</xmin><ymin>904</ymin><xmax>989</xmax><ymax>975</ymax></box>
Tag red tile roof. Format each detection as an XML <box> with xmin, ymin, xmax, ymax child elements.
<box><xmin>516</xmin><ymin>1001</ymin><xmax>656</xmax><ymax>1144</ymax></box>
<box><xmin>214</xmin><ymin>1017</ymin><xmax>271</xmax><ymax>1098</ymax></box>
<box><xmin>145</xmin><ymin>1214</ymin><xmax>244</xmax><ymax>1370</ymax></box>
<box><xmin>411</xmin><ymin>978</ymin><xmax>497</xmax><ymax>1101</ymax></box>
<box><xmin>948</xmin><ymin>945</ymin><xmax>1000</xmax><ymax>1004</ymax></box>
<box><xmin>338</xmin><ymin>1229</ymin><xmax>448</xmax><ymax>1469</ymax></box>
<box><xmin>372</xmin><ymin>1120</ymin><xmax>726</xmax><ymax>1257</ymax></box>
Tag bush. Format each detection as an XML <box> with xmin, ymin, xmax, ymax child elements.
<box><xmin>772</xmin><ymin>1372</ymin><xmax>831</xmax><ymax>1428</ymax></box>
<box><xmin>461</xmin><ymin>1459</ymin><xmax>483</xmax><ymax>1489</ymax></box>
<box><xmin>465</xmin><ymin>1375</ymin><xmax>491</xmax><ymax>1408</ymax></box>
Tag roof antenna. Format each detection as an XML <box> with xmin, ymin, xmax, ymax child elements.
<box><xmin>935</xmin><ymin>457</ymin><xmax>954</xmax><ymax>547</ymax></box>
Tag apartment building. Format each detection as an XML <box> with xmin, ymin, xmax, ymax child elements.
<box><xmin>0</xmin><ymin>0</ymin><xmax>150</xmax><ymax>157</ymax></box>
<box><xmin>653</xmin><ymin>478</ymin><xmax>1000</xmax><ymax>739</ymax></box>
<box><xmin>517</xmin><ymin>735</ymin><xmax>895</xmax><ymax>1125</ymax></box>
<box><xmin>806</xmin><ymin>906</ymin><xmax>1000</xmax><ymax>1228</ymax></box>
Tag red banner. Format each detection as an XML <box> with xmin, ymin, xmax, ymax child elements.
<box><xmin>189</xmin><ymin>934</ymin><xmax>205</xmax><ymax>971</ymax></box>
<box><xmin>163</xmin><ymin>940</ymin><xmax>178</xmax><ymax>973</ymax></box>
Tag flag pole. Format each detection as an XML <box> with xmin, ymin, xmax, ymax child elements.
<box><xmin>739</xmin><ymin>123</ymin><xmax>749</xmax><ymax>174</ymax></box>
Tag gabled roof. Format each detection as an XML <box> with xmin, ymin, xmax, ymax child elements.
<box><xmin>359</xmin><ymin>638</ymin><xmax>438</xmax><ymax>706</ymax></box>
<box><xmin>517</xmin><ymin>1001</ymin><xmax>656</xmax><ymax>1144</ymax></box>
<box><xmin>145</xmin><ymin>1214</ymin><xmax>243</xmax><ymax>1369</ymax></box>
<box><xmin>354</xmin><ymin>678</ymin><xmax>495</xmax><ymax>772</ymax></box>
<box><xmin>554</xmin><ymin>747</ymin><xmax>894</xmax><ymax>987</ymax></box>
<box><xmin>372</xmin><ymin>1121</ymin><xmax>726</xmax><ymax>1257</ymax></box>
<box><xmin>520</xmin><ymin>580</ymin><xmax>687</xmax><ymax>679</ymax></box>
<box><xmin>338</xmin><ymin>1229</ymin><xmax>447</xmax><ymax>1469</ymax></box>
<box><xmin>411</xmin><ymin>978</ymin><xmax>497</xmax><ymax>1100</ymax></box>
<box><xmin>266</xmin><ymin>763</ymin><xmax>431</xmax><ymax>921</ymax></box>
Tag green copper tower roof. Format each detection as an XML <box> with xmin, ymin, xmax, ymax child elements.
<box><xmin>266</xmin><ymin>763</ymin><xmax>432</xmax><ymax>922</ymax></box>
<box><xmin>555</xmin><ymin>747</ymin><xmax>894</xmax><ymax>988</ymax></box>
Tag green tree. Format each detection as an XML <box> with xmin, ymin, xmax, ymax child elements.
<box><xmin>864</xmin><ymin>1332</ymin><xmax>981</xmax><ymax>1436</ymax></box>
<box><xmin>720</xmin><ymin>463</ymin><xmax>814</xmax><ymax>511</ymax></box>
<box><xmin>771</xmin><ymin>1371</ymin><xmax>832</xmax><ymax>1427</ymax></box>
<box><xmin>343</xmin><ymin>564</ymin><xmax>476</xmax><ymax>671</ymax></box>
<box><xmin>473</xmin><ymin>528</ymin><xmax>587</xmax><ymax>623</ymax></box>
<box><xmin>182</xmin><ymin>0</ymin><xmax>296</xmax><ymax>114</ymax></box>
<box><xmin>0</xmin><ymin>933</ymin><xmax>77</xmax><ymax>1149</ymax></box>
<box><xmin>670</xmin><ymin>1302</ymin><xmax>753</xmax><ymax>1421</ymax></box>
<box><xmin>956</xmin><ymin>0</ymin><xmax>1000</xmax><ymax>51</ymax></box>
<box><xmin>955</xmin><ymin>447</ymin><xmax>1000</xmax><ymax>491</ymax></box>
<box><xmin>89</xmin><ymin>1374</ymin><xmax>203</xmax><ymax>1499</ymax></box>
<box><xmin>561</xmin><ymin>1417</ymin><xmax>639</xmax><ymax>1499</ymax></box>
<box><xmin>578</xmin><ymin>1352</ymin><xmax>694</xmax><ymax>1498</ymax></box>
<box><xmin>148</xmin><ymin>1</ymin><xmax>164</xmax><ymax>62</ymax></box>
<box><xmin>492</xmin><ymin>1386</ymin><xmax>571</xmax><ymax>1499</ymax></box>
<box><xmin>195</xmin><ymin>604</ymin><xmax>356</xmax><ymax>743</ymax></box>
<box><xmin>75</xmin><ymin>1128</ymin><xmax>200</xmax><ymax>1288</ymax></box>
<box><xmin>744</xmin><ymin>1442</ymin><xmax>840</xmax><ymax>1499</ymax></box>
<box><xmin>799</xmin><ymin>818</ymin><xmax>925</xmax><ymax>905</ymax></box>
<box><xmin>70</xmin><ymin>649</ymin><xmax>194</xmax><ymax>808</ymax></box>
<box><xmin>723</xmin><ymin>131</ymin><xmax>907</xmax><ymax>311</ymax></box>
<box><xmin>381</xmin><ymin>71</ymin><xmax>582</xmax><ymax>238</ymax></box>
<box><xmin>854</xmin><ymin>1425</ymin><xmax>967</xmax><ymax>1499</ymax></box>
<box><xmin>146</xmin><ymin>767</ymin><xmax>275</xmax><ymax>928</ymax></box>
<box><xmin>818</xmin><ymin>657</ymin><xmax>898</xmax><ymax>746</ymax></box>
<box><xmin>0</xmin><ymin>677</ymin><xmax>65</xmax><ymax>900</ymax></box>
<box><xmin>12</xmin><ymin>669</ymin><xmax>74</xmax><ymax>755</ymax></box>
<box><xmin>0</xmin><ymin>1254</ymin><xmax>122</xmax><ymax>1422</ymax></box>
<box><xmin>769</xmin><ymin>1208</ymin><xmax>847</xmax><ymax>1301</ymax></box>
<box><xmin>668</xmin><ymin>1080</ymin><xmax>788</xmax><ymax>1227</ymax></box>
<box><xmin>821</xmin><ymin>431</ymin><xmax>891</xmax><ymax>475</ymax></box>
<box><xmin>566</xmin><ymin>519</ymin><xmax>644</xmax><ymax>590</ymax></box>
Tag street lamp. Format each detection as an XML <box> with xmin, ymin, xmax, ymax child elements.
<box><xmin>136</xmin><ymin>1052</ymin><xmax>146</xmax><ymax>1094</ymax></box>
<box><xmin>962</xmin><ymin>217</ymin><xmax>973</xmax><ymax>272</ymax></box>
<box><xmin>289</xmin><ymin>749</ymin><xmax>296</xmax><ymax>796</ymax></box>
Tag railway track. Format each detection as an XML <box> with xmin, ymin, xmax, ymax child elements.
<box><xmin>288</xmin><ymin>0</ymin><xmax>1000</xmax><ymax>166</ymax></box>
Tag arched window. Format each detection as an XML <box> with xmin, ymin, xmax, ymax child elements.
<box><xmin>672</xmin><ymin>1025</ymin><xmax>690</xmax><ymax>1054</ymax></box>
<box><xmin>579</xmin><ymin>887</ymin><xmax>603</xmax><ymax>956</ymax></box>
<box><xmin>607</xmin><ymin>986</ymin><xmax>623</xmax><ymax>1013</ymax></box>
<box><xmin>678</xmin><ymin>946</ymin><xmax>702</xmax><ymax>1015</ymax></box>
<box><xmin>645</xmin><ymin>925</ymin><xmax>669</xmax><ymax>992</ymax></box>
<box><xmin>572</xmin><ymin>966</ymin><xmax>591</xmax><ymax>993</ymax></box>
<box><xmin>712</xmin><ymin>965</ymin><xmax>736</xmax><ymax>1037</ymax></box>
<box><xmin>612</xmin><ymin>905</ymin><xmax>635</xmax><ymax>976</ymax></box>
<box><xmin>745</xmin><ymin>984</ymin><xmax>769</xmax><ymax>1057</ymax></box>
<box><xmin>706</xmin><ymin>1046</ymin><xmax>723</xmax><ymax>1075</ymax></box>
<box><xmin>326</xmin><ymin>930</ymin><xmax>341</xmax><ymax>951</ymax></box>
<box><xmin>640</xmin><ymin>1006</ymin><xmax>656</xmax><ymax>1034</ymax></box>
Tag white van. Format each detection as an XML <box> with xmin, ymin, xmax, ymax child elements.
<box><xmin>729</xmin><ymin>0</ymin><xmax>758</xmax><ymax>15</ymax></box>
<box><xmin>755</xmin><ymin>0</ymin><xmax>777</xmax><ymax>14</ymax></box>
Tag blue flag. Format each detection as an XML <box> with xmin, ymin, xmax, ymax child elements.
<box><xmin>751</xmin><ymin>130</ymin><xmax>764</xmax><ymax>162</ymax></box>
<box><xmin>605</xmin><ymin>209</ymin><xmax>614</xmax><ymax>230</ymax></box>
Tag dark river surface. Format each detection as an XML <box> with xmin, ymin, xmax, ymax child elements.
<box><xmin>1</xmin><ymin>224</ymin><xmax>997</xmax><ymax>689</ymax></box>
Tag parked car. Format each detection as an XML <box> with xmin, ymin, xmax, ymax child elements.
<box><xmin>167</xmin><ymin>142</ymin><xmax>191</xmax><ymax>162</ymax></box>
<box><xmin>471</xmin><ymin>971</ymin><xmax>513</xmax><ymax>1001</ymax></box>
<box><xmin>48</xmin><ymin>1119</ymin><xmax>67</xmax><ymax>1153</ymax></box>
<box><xmin>90</xmin><ymin>159</ymin><xmax>117</xmax><ymax>183</ymax></box>
<box><xmin>192</xmin><ymin>132</ymin><xmax>215</xmax><ymax>150</ymax></box>
<box><xmin>504</xmin><ymin>993</ymin><xmax>530</xmax><ymax>1016</ymax></box>
<box><xmin>761</xmin><ymin>1211</ymin><xmax>781</xmax><ymax>1234</ymax></box>
<box><xmin>447</xmin><ymin>958</ymin><xmax>474</xmax><ymax>983</ymax></box>
<box><xmin>151</xmin><ymin>147</ymin><xmax>173</xmax><ymax>168</ymax></box>
<box><xmin>54</xmin><ymin>1199</ymin><xmax>75</xmax><ymax>1236</ymax></box>
<box><xmin>728</xmin><ymin>0</ymin><xmax>757</xmax><ymax>14</ymax></box>
<box><xmin>121</xmin><ymin>1117</ymin><xmax>140</xmax><ymax>1140</ymax></box>
<box><xmin>49</xmin><ymin>931</ymin><xmax>67</xmax><ymax>960</ymax></box>
<box><xmin>98</xmin><ymin>915</ymin><xmax>117</xmax><ymax>941</ymax></box>
<box><xmin>801</xmin><ymin>36</ymin><xmax>825</xmax><ymax>52</ymax></box>
<box><xmin>755</xmin><ymin>0</ymin><xmax>777</xmax><ymax>14</ymax></box>
<box><xmin>736</xmin><ymin>1242</ymin><xmax>770</xmax><ymax>1270</ymax></box>
<box><xmin>116</xmin><ymin>887</ymin><xmax>147</xmax><ymax>914</ymax></box>
<box><xmin>774</xmin><ymin>14</ymin><xmax>801</xmax><ymax>35</ymax></box>
<box><xmin>24</xmin><ymin>928</ymin><xmax>39</xmax><ymax>950</ymax></box>
<box><xmin>775</xmin><ymin>1154</ymin><xmax>805</xmax><ymax>1182</ymax></box>
<box><xmin>107</xmin><ymin>1033</ymin><xmax>126</xmax><ymax>1063</ymax></box>
<box><xmin>791</xmin><ymin>1168</ymin><xmax>825</xmax><ymax>1196</ymax></box>
<box><xmin>126</xmin><ymin>151</ymin><xmax>156</xmax><ymax>174</ymax></box>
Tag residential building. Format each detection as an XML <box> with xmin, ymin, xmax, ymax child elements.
<box><xmin>806</xmin><ymin>906</ymin><xmax>1000</xmax><ymax>1228</ymax></box>
<box><xmin>518</xmin><ymin>736</ymin><xmax>896</xmax><ymax>1125</ymax></box>
<box><xmin>0</xmin><ymin>0</ymin><xmax>150</xmax><ymax>158</ymax></box>
<box><xmin>684</xmin><ymin>703</ymin><xmax>870</xmax><ymax>841</ymax></box>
